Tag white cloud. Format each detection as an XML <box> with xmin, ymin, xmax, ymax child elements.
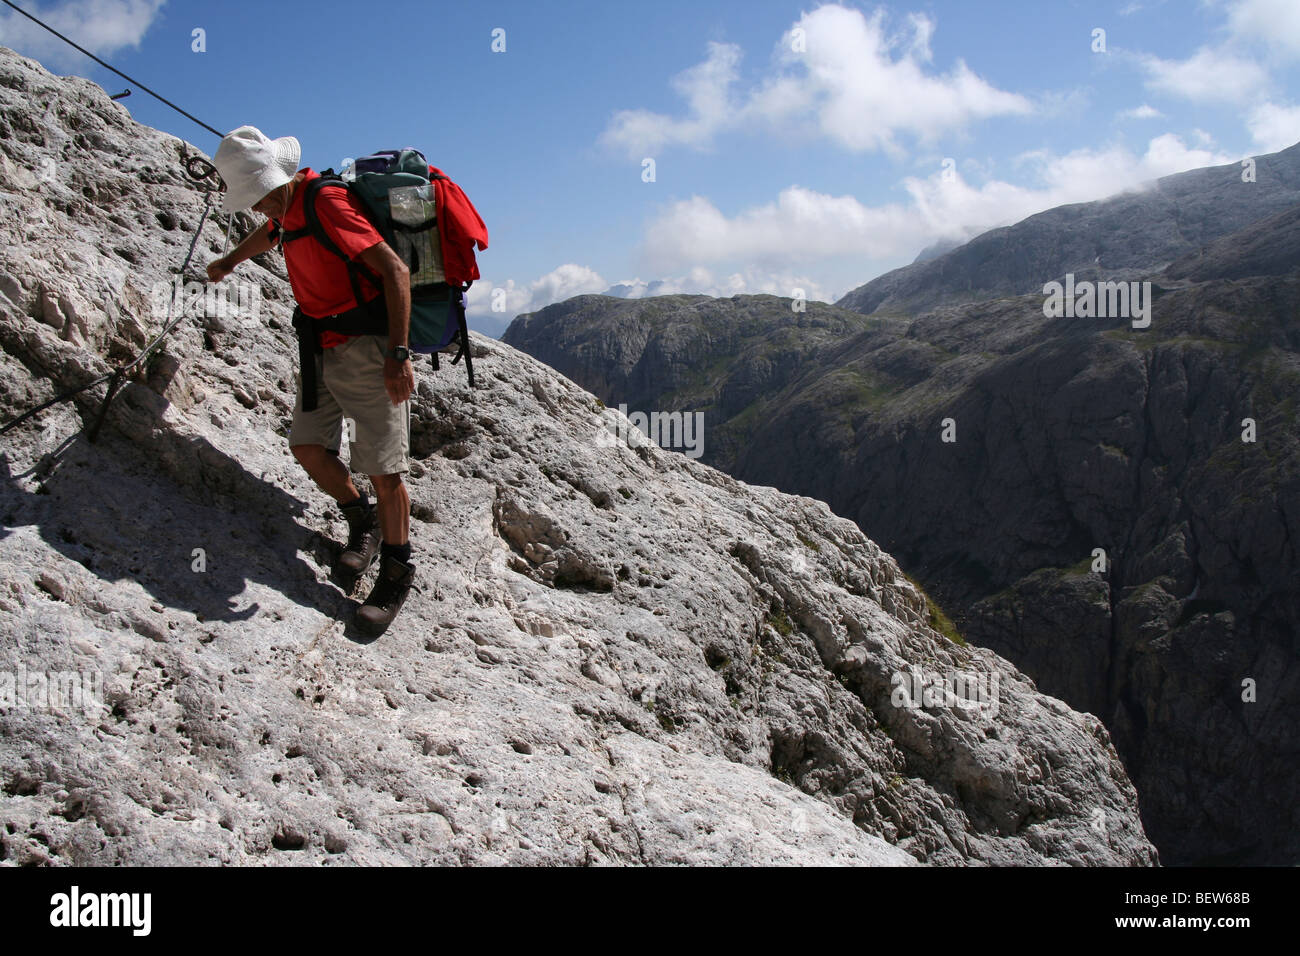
<box><xmin>600</xmin><ymin>4</ymin><xmax>1031</xmax><ymax>158</ymax></box>
<box><xmin>607</xmin><ymin>268</ymin><xmax>832</xmax><ymax>303</ymax></box>
<box><xmin>1119</xmin><ymin>104</ymin><xmax>1163</xmax><ymax>120</ymax></box>
<box><xmin>523</xmin><ymin>263</ymin><xmax>609</xmax><ymax>309</ymax></box>
<box><xmin>640</xmin><ymin>135</ymin><xmax>1236</xmax><ymax>274</ymax></box>
<box><xmin>1120</xmin><ymin>0</ymin><xmax>1176</xmax><ymax>13</ymax></box>
<box><xmin>600</xmin><ymin>42</ymin><xmax>742</xmax><ymax>156</ymax></box>
<box><xmin>467</xmin><ymin>264</ymin><xmax>608</xmax><ymax>320</ymax></box>
<box><xmin>1224</xmin><ymin>0</ymin><xmax>1300</xmax><ymax>60</ymax></box>
<box><xmin>0</xmin><ymin>0</ymin><xmax>167</xmax><ymax>70</ymax></box>
<box><xmin>898</xmin><ymin>11</ymin><xmax>935</xmax><ymax>63</ymax></box>
<box><xmin>1138</xmin><ymin>46</ymin><xmax>1269</xmax><ymax>103</ymax></box>
<box><xmin>1139</xmin><ymin>132</ymin><xmax>1230</xmax><ymax>171</ymax></box>
<box><xmin>1246</xmin><ymin>101</ymin><xmax>1300</xmax><ymax>151</ymax></box>
<box><xmin>642</xmin><ymin>188</ymin><xmax>921</xmax><ymax>271</ymax></box>
<box><xmin>1125</xmin><ymin>1</ymin><xmax>1300</xmax><ymax>150</ymax></box>
<box><xmin>757</xmin><ymin>5</ymin><xmax>1034</xmax><ymax>154</ymax></box>
<box><xmin>476</xmin><ymin>135</ymin><xmax>1238</xmax><ymax>327</ymax></box>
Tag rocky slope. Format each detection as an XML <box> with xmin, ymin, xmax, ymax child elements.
<box><xmin>502</xmin><ymin>154</ymin><xmax>1300</xmax><ymax>865</ymax></box>
<box><xmin>0</xmin><ymin>47</ymin><xmax>1155</xmax><ymax>866</ymax></box>
<box><xmin>835</xmin><ymin>144</ymin><xmax>1300</xmax><ymax>316</ymax></box>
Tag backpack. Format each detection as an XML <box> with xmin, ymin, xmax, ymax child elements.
<box><xmin>281</xmin><ymin>148</ymin><xmax>484</xmax><ymax>387</ymax></box>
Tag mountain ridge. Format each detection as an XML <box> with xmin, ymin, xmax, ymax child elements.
<box><xmin>835</xmin><ymin>143</ymin><xmax>1300</xmax><ymax>316</ymax></box>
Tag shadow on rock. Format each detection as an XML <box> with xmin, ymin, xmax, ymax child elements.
<box><xmin>0</xmin><ymin>410</ymin><xmax>354</xmax><ymax>627</ymax></box>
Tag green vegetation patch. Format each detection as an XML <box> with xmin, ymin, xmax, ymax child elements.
<box><xmin>764</xmin><ymin>602</ymin><xmax>795</xmax><ymax>637</ymax></box>
<box><xmin>904</xmin><ymin>573</ymin><xmax>968</xmax><ymax>647</ymax></box>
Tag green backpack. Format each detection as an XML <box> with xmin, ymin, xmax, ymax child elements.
<box><xmin>282</xmin><ymin>148</ymin><xmax>474</xmax><ymax>394</ymax></box>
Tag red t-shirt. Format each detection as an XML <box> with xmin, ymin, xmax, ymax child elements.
<box><xmin>269</xmin><ymin>168</ymin><xmax>386</xmax><ymax>348</ymax></box>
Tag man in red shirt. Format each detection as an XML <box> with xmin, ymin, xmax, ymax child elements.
<box><xmin>207</xmin><ymin>126</ymin><xmax>416</xmax><ymax>636</ymax></box>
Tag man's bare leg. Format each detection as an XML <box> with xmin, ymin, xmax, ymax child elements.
<box><xmin>370</xmin><ymin>473</ymin><xmax>409</xmax><ymax>546</ymax></box>
<box><xmin>292</xmin><ymin>444</ymin><xmax>359</xmax><ymax>503</ymax></box>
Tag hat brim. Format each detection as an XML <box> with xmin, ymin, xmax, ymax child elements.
<box><xmin>218</xmin><ymin>135</ymin><xmax>301</xmax><ymax>215</ymax></box>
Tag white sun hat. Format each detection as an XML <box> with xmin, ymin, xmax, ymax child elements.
<box><xmin>212</xmin><ymin>125</ymin><xmax>302</xmax><ymax>215</ymax></box>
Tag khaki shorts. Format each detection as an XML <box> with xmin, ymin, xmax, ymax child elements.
<box><xmin>289</xmin><ymin>334</ymin><xmax>410</xmax><ymax>476</ymax></box>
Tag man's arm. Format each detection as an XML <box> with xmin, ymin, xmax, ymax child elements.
<box><xmin>207</xmin><ymin>224</ymin><xmax>275</xmax><ymax>282</ymax></box>
<box><xmin>357</xmin><ymin>241</ymin><xmax>413</xmax><ymax>406</ymax></box>
<box><xmin>357</xmin><ymin>241</ymin><xmax>411</xmax><ymax>348</ymax></box>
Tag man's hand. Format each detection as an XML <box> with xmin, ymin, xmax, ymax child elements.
<box><xmin>206</xmin><ymin>225</ymin><xmax>275</xmax><ymax>282</ymax></box>
<box><xmin>384</xmin><ymin>356</ymin><xmax>414</xmax><ymax>405</ymax></box>
<box><xmin>206</xmin><ymin>256</ymin><xmax>234</xmax><ymax>282</ymax></box>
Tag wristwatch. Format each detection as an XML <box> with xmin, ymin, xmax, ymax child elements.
<box><xmin>387</xmin><ymin>345</ymin><xmax>410</xmax><ymax>362</ymax></box>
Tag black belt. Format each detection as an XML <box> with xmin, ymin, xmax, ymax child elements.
<box><xmin>291</xmin><ymin>297</ymin><xmax>389</xmax><ymax>412</ymax></box>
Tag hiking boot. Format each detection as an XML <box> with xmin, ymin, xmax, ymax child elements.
<box><xmin>338</xmin><ymin>500</ymin><xmax>381</xmax><ymax>574</ymax></box>
<box><xmin>355</xmin><ymin>555</ymin><xmax>416</xmax><ymax>636</ymax></box>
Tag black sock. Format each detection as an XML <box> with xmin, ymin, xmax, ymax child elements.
<box><xmin>382</xmin><ymin>542</ymin><xmax>411</xmax><ymax>564</ymax></box>
<box><xmin>340</xmin><ymin>491</ymin><xmax>369</xmax><ymax>511</ymax></box>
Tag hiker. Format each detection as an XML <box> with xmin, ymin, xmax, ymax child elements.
<box><xmin>207</xmin><ymin>126</ymin><xmax>415</xmax><ymax>636</ymax></box>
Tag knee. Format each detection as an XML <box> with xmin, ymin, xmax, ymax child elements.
<box><xmin>370</xmin><ymin>473</ymin><xmax>405</xmax><ymax>497</ymax></box>
<box><xmin>292</xmin><ymin>444</ymin><xmax>335</xmax><ymax>468</ymax></box>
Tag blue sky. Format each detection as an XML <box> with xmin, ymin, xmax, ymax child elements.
<box><xmin>2</xmin><ymin>0</ymin><xmax>1299</xmax><ymax>335</ymax></box>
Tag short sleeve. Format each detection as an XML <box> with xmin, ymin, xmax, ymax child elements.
<box><xmin>314</xmin><ymin>187</ymin><xmax>386</xmax><ymax>261</ymax></box>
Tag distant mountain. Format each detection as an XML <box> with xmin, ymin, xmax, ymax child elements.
<box><xmin>503</xmin><ymin>149</ymin><xmax>1300</xmax><ymax>864</ymax></box>
<box><xmin>910</xmin><ymin>238</ymin><xmax>962</xmax><ymax>265</ymax></box>
<box><xmin>836</xmin><ymin>143</ymin><xmax>1300</xmax><ymax>316</ymax></box>
<box><xmin>504</xmin><ymin>294</ymin><xmax>876</xmax><ymax>466</ymax></box>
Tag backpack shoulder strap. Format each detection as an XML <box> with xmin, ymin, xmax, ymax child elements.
<box><xmin>281</xmin><ymin>173</ymin><xmax>379</xmax><ymax>310</ymax></box>
<box><xmin>280</xmin><ymin>174</ymin><xmax>345</xmax><ymax>252</ymax></box>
